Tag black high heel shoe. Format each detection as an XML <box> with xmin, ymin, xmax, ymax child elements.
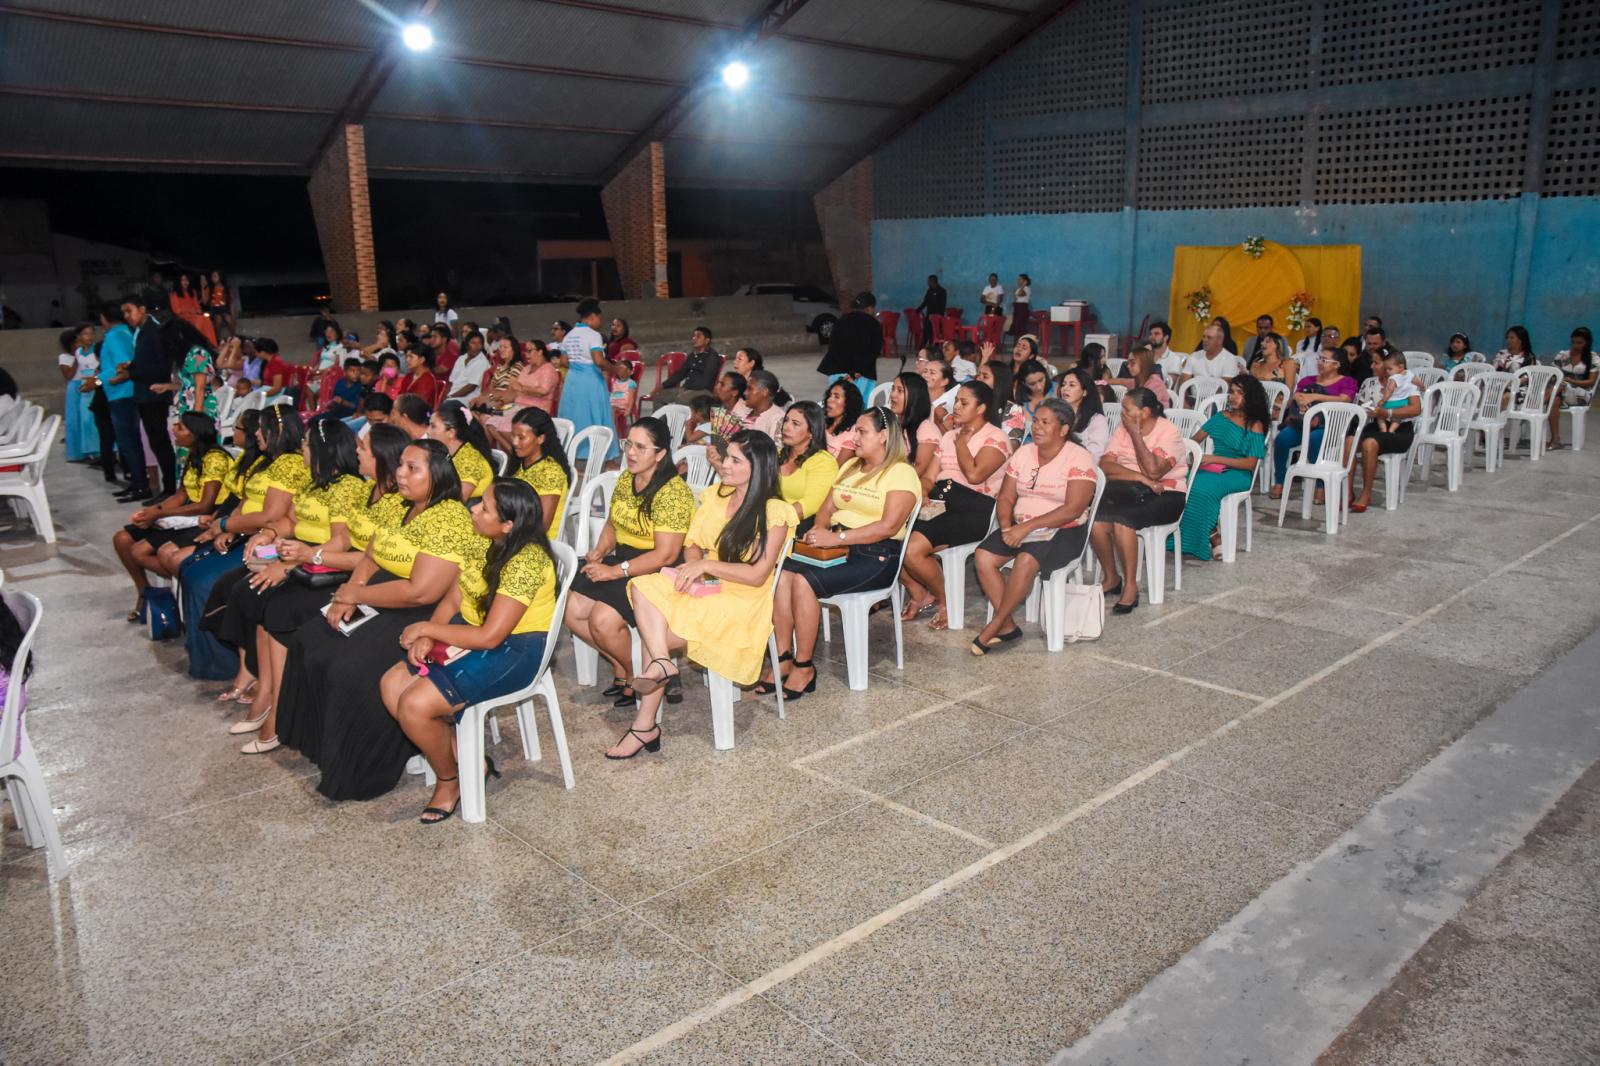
<box><xmin>601</xmin><ymin>679</ymin><xmax>627</xmax><ymax>698</ymax></box>
<box><xmin>605</xmin><ymin>726</ymin><xmax>662</xmax><ymax>760</ymax></box>
<box><xmin>781</xmin><ymin>659</ymin><xmax>817</xmax><ymax>701</ymax></box>
<box><xmin>1112</xmin><ymin>594</ymin><xmax>1140</xmax><ymax>615</ymax></box>
<box><xmin>631</xmin><ymin>657</ymin><xmax>680</xmax><ymax>697</ymax></box>
<box><xmin>420</xmin><ymin>775</ymin><xmax>459</xmax><ymax>824</ymax></box>
<box><xmin>753</xmin><ymin>651</ymin><xmax>793</xmax><ymax>696</ymax></box>
<box><xmin>484</xmin><ymin>754</ymin><xmax>500</xmax><ymax>782</ymax></box>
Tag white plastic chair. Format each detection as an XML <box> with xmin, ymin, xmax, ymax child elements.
<box><xmin>675</xmin><ymin>444</ymin><xmax>715</xmax><ymax>489</ymax></box>
<box><xmin>0</xmin><ymin>590</ymin><xmax>63</xmax><ymax>877</ymax></box>
<box><xmin>568</xmin><ymin>424</ymin><xmax>614</xmax><ymax>499</ymax></box>
<box><xmin>1465</xmin><ymin>350</ymin><xmax>1488</xmax><ymax>363</ymax></box>
<box><xmin>1450</xmin><ymin>362</ymin><xmax>1491</xmax><ymax>383</ymax></box>
<box><xmin>489</xmin><ymin>447</ymin><xmax>510</xmax><ymax>476</ymax></box>
<box><xmin>1256</xmin><ymin>381</ymin><xmax>1291</xmax><ymax>492</ymax></box>
<box><xmin>1277</xmin><ymin>402</ymin><xmax>1367</xmax><ymax>534</ymax></box>
<box><xmin>0</xmin><ymin>416</ymin><xmax>61</xmax><ymax>543</ymax></box>
<box><xmin>1468</xmin><ymin>372</ymin><xmax>1514</xmax><ymax>473</ymax></box>
<box><xmin>935</xmin><ymin>505</ymin><xmax>998</xmax><ymax>632</ymax></box>
<box><xmin>1375</xmin><ymin>434</ymin><xmax>1418</xmax><ymax>511</ymax></box>
<box><xmin>819</xmin><ymin>509</ymin><xmax>918</xmax><ymax>691</ymax></box>
<box><xmin>1176</xmin><ymin>377</ymin><xmax>1226</xmax><ymax>410</ymax></box>
<box><xmin>1503</xmin><ymin>366</ymin><xmax>1562</xmax><ymax>462</ymax></box>
<box><xmin>1166</xmin><ymin>409</ymin><xmax>1206</xmax><ymax>439</ymax></box>
<box><xmin>655</xmin><ymin>403</ymin><xmax>692</xmax><ymax>451</ymax></box>
<box><xmin>424</xmin><ymin>543</ymin><xmax>580</xmax><ymax>819</ymax></box>
<box><xmin>866</xmin><ymin>380</ymin><xmax>893</xmax><ymax>409</ymax></box>
<box><xmin>552</xmin><ymin>417</ymin><xmax>575</xmax><ymax>451</ymax></box>
<box><xmin>211</xmin><ymin>384</ymin><xmax>236</xmax><ymax>428</ymax></box>
<box><xmin>0</xmin><ymin>404</ymin><xmax>43</xmax><ymax>450</ymax></box>
<box><xmin>1106</xmin><ymin>358</ymin><xmax>1127</xmax><ymax>378</ymax></box>
<box><xmin>1133</xmin><ymin>439</ymin><xmax>1202</xmax><ymax>605</ymax></box>
<box><xmin>1403</xmin><ymin>351</ymin><xmax>1436</xmax><ymax>370</ymax></box>
<box><xmin>1413</xmin><ymin>381</ymin><xmax>1479</xmax><ymax>492</ymax></box>
<box><xmin>1194</xmin><ymin>392</ymin><xmax>1226</xmax><ymax>419</ymax></box>
<box><xmin>1411</xmin><ymin>367</ymin><xmax>1446</xmax><ymax>390</ymax></box>
<box><xmin>1109</xmin><ymin>384</ymin><xmax>1128</xmax><ymax>405</ymax></box>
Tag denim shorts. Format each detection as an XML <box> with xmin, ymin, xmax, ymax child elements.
<box><xmin>413</xmin><ymin>624</ymin><xmax>548</xmax><ymax>716</ymax></box>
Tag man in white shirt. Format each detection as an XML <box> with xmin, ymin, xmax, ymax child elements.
<box><xmin>1148</xmin><ymin>319</ymin><xmax>1185</xmax><ymax>379</ymax></box>
<box><xmin>1181</xmin><ymin>324</ymin><xmax>1246</xmax><ymax>384</ymax></box>
<box><xmin>446</xmin><ymin>331</ymin><xmax>492</xmax><ymax>403</ymax></box>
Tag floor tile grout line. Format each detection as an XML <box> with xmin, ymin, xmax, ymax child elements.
<box><xmin>255</xmin><ymin>906</ymin><xmax>630</xmax><ymax>1066</ymax></box>
<box><xmin>1087</xmin><ymin>654</ymin><xmax>1267</xmax><ymax>702</ymax></box>
<box><xmin>790</xmin><ymin>763</ymin><xmax>998</xmax><ymax>849</ymax></box>
<box><xmin>597</xmin><ymin>508</ymin><xmax>1600</xmax><ymax>1062</ymax></box>
<box><xmin>1163</xmin><ymin>765</ymin><xmax>1348</xmax><ymax>833</ymax></box>
<box><xmin>791</xmin><ymin>685</ymin><xmax>997</xmax><ymax>766</ymax></box>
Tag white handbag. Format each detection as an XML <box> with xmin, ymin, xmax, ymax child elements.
<box><xmin>1059</xmin><ymin>583</ymin><xmax>1104</xmax><ymax>642</ymax></box>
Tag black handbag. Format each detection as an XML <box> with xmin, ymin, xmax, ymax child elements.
<box><xmin>288</xmin><ymin>565</ymin><xmax>349</xmax><ymax>589</ymax></box>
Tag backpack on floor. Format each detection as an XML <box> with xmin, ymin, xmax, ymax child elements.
<box><xmin>146</xmin><ymin>586</ymin><xmax>181</xmax><ymax>641</ymax></box>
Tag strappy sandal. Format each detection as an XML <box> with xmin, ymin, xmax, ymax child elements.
<box><xmin>629</xmin><ymin>657</ymin><xmax>680</xmax><ymax>697</ymax></box>
<box><xmin>781</xmin><ymin>659</ymin><xmax>817</xmax><ymax>701</ymax></box>
<box><xmin>605</xmin><ymin>726</ymin><xmax>662</xmax><ymax>760</ymax></box>
<box><xmin>216</xmin><ymin>680</ymin><xmax>256</xmax><ymax>703</ymax></box>
<box><xmin>753</xmin><ymin>651</ymin><xmax>792</xmax><ymax>696</ymax></box>
<box><xmin>970</xmin><ymin>628</ymin><xmax>1022</xmax><ymax>656</ymax></box>
<box><xmin>127</xmin><ymin>593</ymin><xmax>147</xmax><ymax>624</ymax></box>
<box><xmin>927</xmin><ymin>607</ymin><xmax>950</xmax><ymax>631</ymax></box>
<box><xmin>420</xmin><ymin>775</ymin><xmax>459</xmax><ymax>824</ymax></box>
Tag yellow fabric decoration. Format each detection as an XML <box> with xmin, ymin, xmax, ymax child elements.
<box><xmin>1168</xmin><ymin>242</ymin><xmax>1362</xmax><ymax>352</ymax></box>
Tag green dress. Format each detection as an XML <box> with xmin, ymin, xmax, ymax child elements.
<box><xmin>175</xmin><ymin>346</ymin><xmax>218</xmax><ymax>468</ymax></box>
<box><xmin>1176</xmin><ymin>413</ymin><xmax>1265</xmax><ymax>559</ymax></box>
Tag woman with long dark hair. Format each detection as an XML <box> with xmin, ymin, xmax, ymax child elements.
<box><xmin>1495</xmin><ymin>325</ymin><xmax>1536</xmax><ymax>373</ymax></box>
<box><xmin>1089</xmin><ymin>387</ymin><xmax>1188</xmax><ymax>615</ymax></box>
<box><xmin>1013</xmin><ymin>358</ymin><xmax>1053</xmax><ymax>442</ymax></box>
<box><xmin>509</xmin><ymin>406</ymin><xmax>572</xmax><ymax>533</ymax></box>
<box><xmin>155</xmin><ymin>316</ymin><xmax>220</xmax><ymax>467</ymax></box>
<box><xmin>112</xmin><ymin>411</ymin><xmax>231</xmax><ymax>615</ymax></box>
<box><xmin>430</xmin><ymin>399</ymin><xmax>496</xmax><ymax>501</ymax></box>
<box><xmin>168</xmin><ymin>272</ymin><xmax>218</xmax><ymax>345</ymax></box>
<box><xmin>898</xmin><ymin>381</ymin><xmax>1010</xmax><ymax>630</ymax></box>
<box><xmin>1176</xmin><ymin>375</ymin><xmax>1269</xmax><ymax>560</ymax></box>
<box><xmin>1552</xmin><ymin>326</ymin><xmax>1596</xmax><ymax>449</ymax></box>
<box><xmin>823</xmin><ymin>378</ymin><xmax>864</xmax><ymax>463</ymax></box>
<box><xmin>216</xmin><ymin>418</ymin><xmax>368</xmax><ymax>748</ymax></box>
<box><xmin>611</xmin><ymin>431</ymin><xmax>793</xmax><ymax>759</ymax></box>
<box><xmin>1440</xmin><ymin>332</ymin><xmax>1473</xmax><ymax>375</ymax></box>
<box><xmin>381</xmin><ymin>478</ymin><xmax>558</xmax><ymax>820</ymax></box>
<box><xmin>1054</xmin><ymin>366</ymin><xmax>1110</xmax><ymax>458</ymax></box>
<box><xmin>890</xmin><ymin>371</ymin><xmax>938</xmax><ymax>491</ymax></box>
<box><xmin>563</xmin><ymin>417</ymin><xmax>692</xmax><ymax>706</ymax></box>
<box><xmin>275</xmin><ymin>439</ymin><xmax>487</xmax><ymax>799</ymax></box>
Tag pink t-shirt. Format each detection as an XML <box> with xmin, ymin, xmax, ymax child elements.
<box><xmin>1139</xmin><ymin>374</ymin><xmax>1172</xmax><ymax>407</ymax></box>
<box><xmin>937</xmin><ymin>422</ymin><xmax>1010</xmax><ymax>496</ymax></box>
<box><xmin>1104</xmin><ymin>417</ymin><xmax>1186</xmax><ymax>491</ymax></box>
<box><xmin>1006</xmin><ymin>441</ymin><xmax>1098</xmax><ymax>527</ymax></box>
<box><xmin>515</xmin><ymin>362</ymin><xmax>561</xmax><ymax>414</ymax></box>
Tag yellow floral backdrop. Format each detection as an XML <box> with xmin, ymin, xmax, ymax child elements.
<box><xmin>1167</xmin><ymin>241</ymin><xmax>1362</xmax><ymax>352</ymax></box>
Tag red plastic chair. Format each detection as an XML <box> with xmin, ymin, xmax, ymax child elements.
<box><xmin>653</xmin><ymin>351</ymin><xmax>687</xmax><ymax>393</ymax></box>
<box><xmin>902</xmin><ymin>308</ymin><xmax>924</xmax><ymax>351</ymax></box>
<box><xmin>431</xmin><ymin>376</ymin><xmax>450</xmax><ymax>410</ymax></box>
<box><xmin>930</xmin><ymin>315</ymin><xmax>948</xmax><ymax>345</ymax></box>
<box><xmin>977</xmin><ymin>315</ymin><xmax>1004</xmax><ymax>350</ymax></box>
<box><xmin>1029</xmin><ymin>310</ymin><xmax>1051</xmax><ymax>355</ymax></box>
<box><xmin>877</xmin><ymin>311</ymin><xmax>900</xmax><ymax>357</ymax></box>
<box><xmin>942</xmin><ymin>311</ymin><xmax>963</xmax><ymax>345</ymax></box>
<box><xmin>309</xmin><ymin>365</ymin><xmax>342</xmax><ymax>414</ymax></box>
<box><xmin>945</xmin><ymin>307</ymin><xmax>964</xmax><ymax>324</ymax></box>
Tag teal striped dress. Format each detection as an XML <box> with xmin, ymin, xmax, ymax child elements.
<box><xmin>1177</xmin><ymin>413</ymin><xmax>1265</xmax><ymax>559</ymax></box>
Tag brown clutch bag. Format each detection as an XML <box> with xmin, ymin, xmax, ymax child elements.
<box><xmin>793</xmin><ymin>539</ymin><xmax>848</xmax><ymax>562</ymax></box>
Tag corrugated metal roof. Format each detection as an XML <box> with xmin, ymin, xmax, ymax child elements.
<box><xmin>0</xmin><ymin>0</ymin><xmax>1059</xmax><ymax>186</ymax></box>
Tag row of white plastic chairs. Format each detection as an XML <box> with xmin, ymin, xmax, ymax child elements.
<box><xmin>0</xmin><ymin>399</ymin><xmax>62</xmax><ymax>543</ymax></box>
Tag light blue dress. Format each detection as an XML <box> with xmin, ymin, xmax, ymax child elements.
<box><xmin>63</xmin><ymin>347</ymin><xmax>100</xmax><ymax>460</ymax></box>
<box><xmin>556</xmin><ymin>324</ymin><xmax>619</xmax><ymax>461</ymax></box>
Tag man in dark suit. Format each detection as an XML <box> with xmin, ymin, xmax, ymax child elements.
<box><xmin>915</xmin><ymin>274</ymin><xmax>947</xmax><ymax>348</ymax></box>
<box><xmin>120</xmin><ymin>294</ymin><xmax>176</xmax><ymax>504</ymax></box>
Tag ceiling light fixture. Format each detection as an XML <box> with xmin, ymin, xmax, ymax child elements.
<box><xmin>721</xmin><ymin>61</ymin><xmax>750</xmax><ymax>90</ymax></box>
<box><xmin>402</xmin><ymin>23</ymin><xmax>434</xmax><ymax>51</ymax></box>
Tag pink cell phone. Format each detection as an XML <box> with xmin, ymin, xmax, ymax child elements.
<box><xmin>254</xmin><ymin>543</ymin><xmax>279</xmax><ymax>560</ymax></box>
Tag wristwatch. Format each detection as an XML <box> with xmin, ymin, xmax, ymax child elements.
<box><xmin>619</xmin><ymin>559</ymin><xmax>631</xmax><ymax>577</ymax></box>
<box><xmin>312</xmin><ymin>547</ymin><xmax>324</xmax><ymax>566</ymax></box>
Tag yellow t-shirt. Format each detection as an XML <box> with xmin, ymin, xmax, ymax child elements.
<box><xmin>239</xmin><ymin>453</ymin><xmax>311</xmax><ymax>516</ymax></box>
<box><xmin>688</xmin><ymin>489</ymin><xmax>794</xmax><ymax>566</ymax></box>
<box><xmin>182</xmin><ymin>448</ymin><xmax>234</xmax><ymax>506</ymax></box>
<box><xmin>345</xmin><ymin>489</ymin><xmax>407</xmax><ymax>552</ymax></box>
<box><xmin>777</xmin><ymin>450</ymin><xmax>839</xmax><ymax>520</ymax></box>
<box><xmin>369</xmin><ymin>499</ymin><xmax>489</xmax><ymax>611</ymax></box>
<box><xmin>828</xmin><ymin>460</ymin><xmax>920</xmax><ymax>539</ymax></box>
<box><xmin>452</xmin><ymin>444</ymin><xmax>495</xmax><ymax>499</ymax></box>
<box><xmin>609</xmin><ymin>473</ymin><xmax>694</xmax><ymax>551</ymax></box>
<box><xmin>291</xmin><ymin>474</ymin><xmax>369</xmax><ymax>546</ymax></box>
<box><xmin>514</xmin><ymin>455</ymin><xmax>570</xmax><ymax>533</ymax></box>
<box><xmin>460</xmin><ymin>541</ymin><xmax>557</xmax><ymax>634</ymax></box>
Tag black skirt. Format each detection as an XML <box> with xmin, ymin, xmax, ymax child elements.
<box><xmin>912</xmin><ymin>502</ymin><xmax>995</xmax><ymax>549</ymax></box>
<box><xmin>124</xmin><ymin>523</ymin><xmax>203</xmax><ymax>551</ymax></box>
<box><xmin>275</xmin><ymin>571</ymin><xmax>428</xmax><ymax>801</ymax></box>
<box><xmin>1359</xmin><ymin>421</ymin><xmax>1415</xmax><ymax>455</ymax></box>
<box><xmin>1094</xmin><ymin>481</ymin><xmax>1187</xmax><ymax>530</ymax></box>
<box><xmin>568</xmin><ymin>543</ymin><xmax>651</xmax><ymax>626</ymax></box>
<box><xmin>977</xmin><ymin>523</ymin><xmax>1090</xmax><ymax>579</ymax></box>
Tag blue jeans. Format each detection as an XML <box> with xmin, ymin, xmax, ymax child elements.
<box><xmin>108</xmin><ymin>398</ymin><xmax>148</xmax><ymax>492</ymax></box>
<box><xmin>1273</xmin><ymin>424</ymin><xmax>1323</xmax><ymax>485</ymax></box>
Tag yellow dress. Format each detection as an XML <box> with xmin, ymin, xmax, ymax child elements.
<box><xmin>344</xmin><ymin>489</ymin><xmax>407</xmax><ymax>552</ymax></box>
<box><xmin>182</xmin><ymin>448</ymin><xmax>235</xmax><ymax>506</ymax></box>
<box><xmin>452</xmin><ymin>444</ymin><xmax>495</xmax><ymax>499</ymax></box>
<box><xmin>459</xmin><ymin>542</ymin><xmax>557</xmax><ymax>633</ymax></box>
<box><xmin>291</xmin><ymin>474</ymin><xmax>369</xmax><ymax>545</ymax></box>
<box><xmin>628</xmin><ymin>490</ymin><xmax>792</xmax><ymax>685</ymax></box>
<box><xmin>370</xmin><ymin>498</ymin><xmax>490</xmax><ymax>605</ymax></box>
<box><xmin>238</xmin><ymin>453</ymin><xmax>311</xmax><ymax>516</ymax></box>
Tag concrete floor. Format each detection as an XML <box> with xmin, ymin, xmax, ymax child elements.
<box><xmin>2</xmin><ymin>423</ymin><xmax>1597</xmax><ymax>1065</ymax></box>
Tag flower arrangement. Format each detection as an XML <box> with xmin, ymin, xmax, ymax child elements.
<box><xmin>1287</xmin><ymin>291</ymin><xmax>1315</xmax><ymax>331</ymax></box>
<box><xmin>1242</xmin><ymin>234</ymin><xmax>1267</xmax><ymax>259</ymax></box>
<box><xmin>1184</xmin><ymin>286</ymin><xmax>1213</xmax><ymax>323</ymax></box>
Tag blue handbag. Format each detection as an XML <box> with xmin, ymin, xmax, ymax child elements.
<box><xmin>146</xmin><ymin>586</ymin><xmax>182</xmax><ymax>641</ymax></box>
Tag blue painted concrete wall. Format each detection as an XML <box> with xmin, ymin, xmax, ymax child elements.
<box><xmin>874</xmin><ymin>196</ymin><xmax>1600</xmax><ymax>358</ymax></box>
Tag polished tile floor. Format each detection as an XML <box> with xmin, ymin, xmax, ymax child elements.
<box><xmin>3</xmin><ymin>430</ymin><xmax>1598</xmax><ymax>1064</ymax></box>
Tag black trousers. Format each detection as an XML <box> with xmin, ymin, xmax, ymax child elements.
<box><xmin>136</xmin><ymin>398</ymin><xmax>176</xmax><ymax>494</ymax></box>
<box><xmin>89</xmin><ymin>388</ymin><xmax>119</xmax><ymax>480</ymax></box>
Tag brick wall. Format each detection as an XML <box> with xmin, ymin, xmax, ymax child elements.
<box><xmin>307</xmin><ymin>123</ymin><xmax>379</xmax><ymax>313</ymax></box>
<box><xmin>601</xmin><ymin>142</ymin><xmax>669</xmax><ymax>300</ymax></box>
<box><xmin>814</xmin><ymin>157</ymin><xmax>873</xmax><ymax>305</ymax></box>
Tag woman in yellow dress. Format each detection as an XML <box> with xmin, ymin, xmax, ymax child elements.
<box><xmin>509</xmin><ymin>406</ymin><xmax>571</xmax><ymax>534</ymax></box>
<box><xmin>430</xmin><ymin>399</ymin><xmax>497</xmax><ymax>501</ymax></box>
<box><xmin>609</xmin><ymin>430</ymin><xmax>792</xmax><ymax>759</ymax></box>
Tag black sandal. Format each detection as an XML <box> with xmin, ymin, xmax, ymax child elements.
<box><xmin>605</xmin><ymin>726</ymin><xmax>662</xmax><ymax>760</ymax></box>
<box><xmin>630</xmin><ymin>657</ymin><xmax>680</xmax><ymax>696</ymax></box>
<box><xmin>753</xmin><ymin>651</ymin><xmax>793</xmax><ymax>696</ymax></box>
<box><xmin>420</xmin><ymin>775</ymin><xmax>460</xmax><ymax>825</ymax></box>
<box><xmin>601</xmin><ymin>679</ymin><xmax>627</xmax><ymax>698</ymax></box>
<box><xmin>781</xmin><ymin>659</ymin><xmax>817</xmax><ymax>701</ymax></box>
